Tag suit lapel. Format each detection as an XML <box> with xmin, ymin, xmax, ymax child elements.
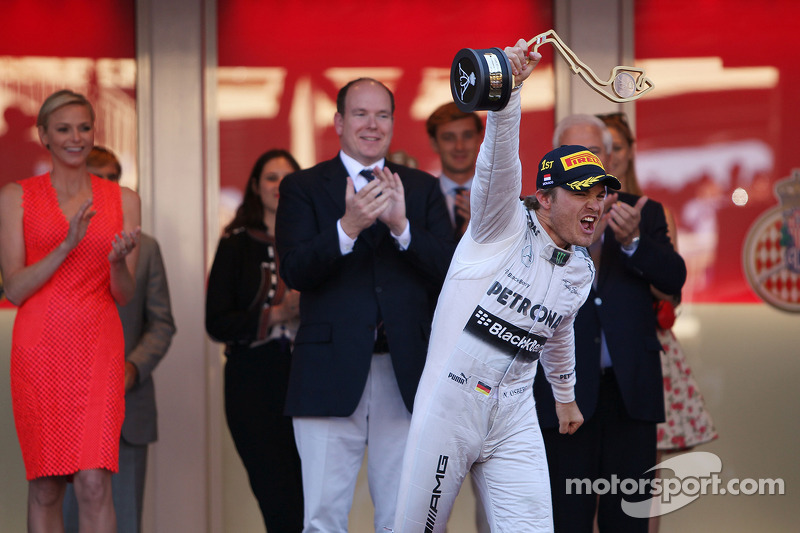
<box><xmin>321</xmin><ymin>157</ymin><xmax>348</xmax><ymax>216</ymax></box>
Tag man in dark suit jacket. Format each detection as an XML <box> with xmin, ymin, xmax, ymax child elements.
<box><xmin>275</xmin><ymin>78</ymin><xmax>454</xmax><ymax>531</ymax></box>
<box><xmin>533</xmin><ymin>115</ymin><xmax>686</xmax><ymax>532</ymax></box>
<box><xmin>64</xmin><ymin>148</ymin><xmax>176</xmax><ymax>533</ymax></box>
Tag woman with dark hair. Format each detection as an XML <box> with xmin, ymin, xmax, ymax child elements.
<box><xmin>205</xmin><ymin>149</ymin><xmax>304</xmax><ymax>532</ymax></box>
<box><xmin>0</xmin><ymin>89</ymin><xmax>140</xmax><ymax>532</ymax></box>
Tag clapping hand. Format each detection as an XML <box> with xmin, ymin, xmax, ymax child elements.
<box><xmin>64</xmin><ymin>199</ymin><xmax>96</xmax><ymax>251</ymax></box>
<box><xmin>373</xmin><ymin>166</ymin><xmax>408</xmax><ymax>235</ymax></box>
<box><xmin>340</xmin><ymin>174</ymin><xmax>391</xmax><ymax>239</ymax></box>
<box><xmin>602</xmin><ymin>194</ymin><xmax>647</xmax><ymax>247</ymax></box>
<box><xmin>109</xmin><ymin>227</ymin><xmax>141</xmax><ymax>264</ymax></box>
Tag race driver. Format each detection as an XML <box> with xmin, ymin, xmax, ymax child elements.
<box><xmin>392</xmin><ymin>39</ymin><xmax>621</xmax><ymax>532</ymax></box>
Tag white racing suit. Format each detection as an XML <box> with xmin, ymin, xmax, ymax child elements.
<box><xmin>392</xmin><ymin>90</ymin><xmax>594</xmax><ymax>532</ymax></box>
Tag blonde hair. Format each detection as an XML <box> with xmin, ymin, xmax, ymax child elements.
<box><xmin>37</xmin><ymin>90</ymin><xmax>95</xmax><ymax>130</ymax></box>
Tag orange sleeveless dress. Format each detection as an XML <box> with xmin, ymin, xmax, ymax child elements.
<box><xmin>11</xmin><ymin>173</ymin><xmax>125</xmax><ymax>480</ymax></box>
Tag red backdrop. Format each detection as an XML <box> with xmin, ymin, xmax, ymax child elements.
<box><xmin>635</xmin><ymin>0</ymin><xmax>799</xmax><ymax>302</ymax></box>
<box><xmin>2</xmin><ymin>1</ymin><xmax>798</xmax><ymax>305</ymax></box>
<box><xmin>217</xmin><ymin>0</ymin><xmax>555</xmax><ymax>196</ymax></box>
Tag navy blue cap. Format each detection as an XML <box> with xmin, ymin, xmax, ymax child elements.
<box><xmin>537</xmin><ymin>145</ymin><xmax>621</xmax><ymax>191</ymax></box>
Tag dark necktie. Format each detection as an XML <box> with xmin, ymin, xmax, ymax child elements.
<box><xmin>361</xmin><ymin>168</ymin><xmax>383</xmax><ymax>198</ymax></box>
<box><xmin>453</xmin><ymin>186</ymin><xmax>467</xmax><ymax>234</ymax></box>
<box><xmin>360</xmin><ymin>168</ymin><xmax>389</xmax><ymax>352</ymax></box>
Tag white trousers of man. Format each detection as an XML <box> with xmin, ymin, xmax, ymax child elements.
<box><xmin>293</xmin><ymin>353</ymin><xmax>412</xmax><ymax>533</ymax></box>
<box><xmin>394</xmin><ymin>350</ymin><xmax>553</xmax><ymax>532</ymax></box>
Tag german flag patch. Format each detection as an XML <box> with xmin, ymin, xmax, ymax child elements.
<box><xmin>475</xmin><ymin>381</ymin><xmax>492</xmax><ymax>396</ymax></box>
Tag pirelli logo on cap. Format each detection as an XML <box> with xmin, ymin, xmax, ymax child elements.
<box><xmin>560</xmin><ymin>150</ymin><xmax>603</xmax><ymax>170</ymax></box>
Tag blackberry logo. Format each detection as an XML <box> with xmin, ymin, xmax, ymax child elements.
<box><xmin>474</xmin><ymin>309</ymin><xmax>493</xmax><ymax>326</ymax></box>
<box><xmin>464</xmin><ymin>305</ymin><xmax>547</xmax><ymax>358</ymax></box>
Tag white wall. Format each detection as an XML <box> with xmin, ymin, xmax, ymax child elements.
<box><xmin>136</xmin><ymin>0</ymin><xmax>216</xmax><ymax>531</ymax></box>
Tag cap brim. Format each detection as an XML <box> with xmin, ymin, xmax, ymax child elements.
<box><xmin>600</xmin><ymin>174</ymin><xmax>622</xmax><ymax>190</ymax></box>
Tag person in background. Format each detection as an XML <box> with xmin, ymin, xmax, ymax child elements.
<box><xmin>386</xmin><ymin>149</ymin><xmax>418</xmax><ymax>169</ymax></box>
<box><xmin>206</xmin><ymin>149</ymin><xmax>304</xmax><ymax>532</ymax></box>
<box><xmin>275</xmin><ymin>78</ymin><xmax>454</xmax><ymax>532</ymax></box>
<box><xmin>534</xmin><ymin>113</ymin><xmax>687</xmax><ymax>532</ymax></box>
<box><xmin>597</xmin><ymin>112</ymin><xmax>718</xmax><ymax>532</ymax></box>
<box><xmin>0</xmin><ymin>89</ymin><xmax>140</xmax><ymax>533</ymax></box>
<box><xmin>63</xmin><ymin>146</ymin><xmax>176</xmax><ymax>533</ymax></box>
<box><xmin>426</xmin><ymin>102</ymin><xmax>484</xmax><ymax>240</ymax></box>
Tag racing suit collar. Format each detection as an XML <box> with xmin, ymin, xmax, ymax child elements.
<box><xmin>540</xmin><ymin>242</ymin><xmax>573</xmax><ymax>267</ymax></box>
<box><xmin>528</xmin><ymin>210</ymin><xmax>574</xmax><ymax>267</ymax></box>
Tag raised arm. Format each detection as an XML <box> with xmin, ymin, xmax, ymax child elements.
<box><xmin>469</xmin><ymin>40</ymin><xmax>542</xmax><ymax>244</ymax></box>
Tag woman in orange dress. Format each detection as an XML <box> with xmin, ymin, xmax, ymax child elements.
<box><xmin>0</xmin><ymin>90</ymin><xmax>141</xmax><ymax>533</ymax></box>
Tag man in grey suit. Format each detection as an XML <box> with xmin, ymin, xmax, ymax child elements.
<box><xmin>64</xmin><ymin>147</ymin><xmax>176</xmax><ymax>533</ymax></box>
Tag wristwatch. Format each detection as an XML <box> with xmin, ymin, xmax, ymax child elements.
<box><xmin>621</xmin><ymin>235</ymin><xmax>640</xmax><ymax>253</ymax></box>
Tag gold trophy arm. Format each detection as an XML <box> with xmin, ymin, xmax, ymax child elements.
<box><xmin>528</xmin><ymin>30</ymin><xmax>654</xmax><ymax>103</ymax></box>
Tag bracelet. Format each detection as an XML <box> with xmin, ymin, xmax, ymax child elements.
<box><xmin>512</xmin><ymin>81</ymin><xmax>524</xmax><ymax>91</ymax></box>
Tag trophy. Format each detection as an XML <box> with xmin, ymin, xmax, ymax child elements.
<box><xmin>451</xmin><ymin>30</ymin><xmax>655</xmax><ymax>112</ymax></box>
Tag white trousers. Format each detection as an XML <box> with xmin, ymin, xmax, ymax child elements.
<box><xmin>293</xmin><ymin>353</ymin><xmax>412</xmax><ymax>533</ymax></box>
<box><xmin>394</xmin><ymin>351</ymin><xmax>553</xmax><ymax>532</ymax></box>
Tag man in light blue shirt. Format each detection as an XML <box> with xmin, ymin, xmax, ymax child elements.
<box><xmin>426</xmin><ymin>102</ymin><xmax>484</xmax><ymax>239</ymax></box>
